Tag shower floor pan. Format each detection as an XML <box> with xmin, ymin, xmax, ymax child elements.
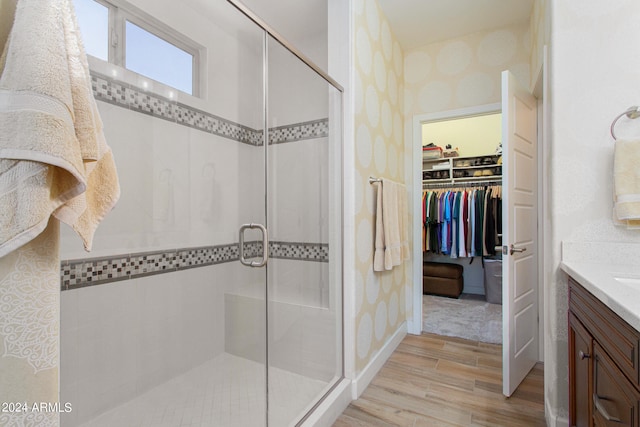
<box><xmin>78</xmin><ymin>353</ymin><xmax>327</xmax><ymax>427</ymax></box>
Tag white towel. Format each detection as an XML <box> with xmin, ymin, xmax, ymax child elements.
<box><xmin>0</xmin><ymin>0</ymin><xmax>120</xmax><ymax>257</ymax></box>
<box><xmin>614</xmin><ymin>139</ymin><xmax>640</xmax><ymax>229</ymax></box>
<box><xmin>373</xmin><ymin>179</ymin><xmax>409</xmax><ymax>272</ymax></box>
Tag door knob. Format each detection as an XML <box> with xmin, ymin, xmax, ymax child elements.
<box><xmin>579</xmin><ymin>350</ymin><xmax>590</xmax><ymax>360</ymax></box>
<box><xmin>509</xmin><ymin>244</ymin><xmax>527</xmax><ymax>255</ymax></box>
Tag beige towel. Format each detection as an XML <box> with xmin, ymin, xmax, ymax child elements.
<box><xmin>373</xmin><ymin>181</ymin><xmax>385</xmax><ymax>271</ymax></box>
<box><xmin>373</xmin><ymin>179</ymin><xmax>409</xmax><ymax>272</ymax></box>
<box><xmin>0</xmin><ymin>0</ymin><xmax>120</xmax><ymax>257</ymax></box>
<box><xmin>398</xmin><ymin>182</ymin><xmax>409</xmax><ymax>261</ymax></box>
<box><xmin>614</xmin><ymin>139</ymin><xmax>640</xmax><ymax>229</ymax></box>
<box><xmin>383</xmin><ymin>180</ymin><xmax>400</xmax><ymax>268</ymax></box>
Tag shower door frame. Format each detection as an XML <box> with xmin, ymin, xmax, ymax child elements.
<box><xmin>226</xmin><ymin>1</ymin><xmax>345</xmax><ymax>425</ymax></box>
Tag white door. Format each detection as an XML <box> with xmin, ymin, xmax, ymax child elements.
<box><xmin>501</xmin><ymin>70</ymin><xmax>538</xmax><ymax>397</ymax></box>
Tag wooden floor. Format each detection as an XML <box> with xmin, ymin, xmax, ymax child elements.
<box><xmin>333</xmin><ymin>333</ymin><xmax>545</xmax><ymax>427</ymax></box>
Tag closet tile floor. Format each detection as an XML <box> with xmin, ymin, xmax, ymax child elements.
<box><xmin>334</xmin><ymin>333</ymin><xmax>545</xmax><ymax>426</ymax></box>
<box><xmin>78</xmin><ymin>353</ymin><xmax>327</xmax><ymax>427</ymax></box>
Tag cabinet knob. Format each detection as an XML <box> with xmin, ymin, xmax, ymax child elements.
<box><xmin>579</xmin><ymin>350</ymin><xmax>590</xmax><ymax>360</ymax></box>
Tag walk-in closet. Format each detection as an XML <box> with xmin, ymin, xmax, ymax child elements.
<box><xmin>421</xmin><ymin>112</ymin><xmax>504</xmax><ymax>345</ymax></box>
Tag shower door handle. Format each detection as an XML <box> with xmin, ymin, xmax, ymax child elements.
<box><xmin>239</xmin><ymin>223</ymin><xmax>269</xmax><ymax>268</ymax></box>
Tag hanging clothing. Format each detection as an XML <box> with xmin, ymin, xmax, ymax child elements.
<box><xmin>422</xmin><ymin>185</ymin><xmax>502</xmax><ymax>259</ymax></box>
<box><xmin>474</xmin><ymin>189</ymin><xmax>485</xmax><ymax>256</ymax></box>
<box><xmin>458</xmin><ymin>191</ymin><xmax>468</xmax><ymax>258</ymax></box>
<box><xmin>469</xmin><ymin>190</ymin><xmax>476</xmax><ymax>257</ymax></box>
<box><xmin>422</xmin><ymin>191</ymin><xmax>428</xmax><ymax>252</ymax></box>
<box><xmin>450</xmin><ymin>192</ymin><xmax>459</xmax><ymax>259</ymax></box>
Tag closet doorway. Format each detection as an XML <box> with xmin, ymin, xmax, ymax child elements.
<box><xmin>411</xmin><ymin>71</ymin><xmax>542</xmax><ymax>397</ymax></box>
<box><xmin>421</xmin><ymin>109</ymin><xmax>503</xmax><ymax>343</ymax></box>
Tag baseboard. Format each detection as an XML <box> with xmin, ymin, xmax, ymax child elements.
<box><xmin>462</xmin><ymin>285</ymin><xmax>485</xmax><ymax>295</ymax></box>
<box><xmin>545</xmin><ymin>397</ymin><xmax>569</xmax><ymax>427</ymax></box>
<box><xmin>407</xmin><ymin>318</ymin><xmax>421</xmax><ymax>335</ymax></box>
<box><xmin>300</xmin><ymin>378</ymin><xmax>352</xmax><ymax>427</ymax></box>
<box><xmin>352</xmin><ymin>321</ymin><xmax>407</xmax><ymax>399</ymax></box>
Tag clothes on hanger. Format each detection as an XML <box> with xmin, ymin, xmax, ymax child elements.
<box><xmin>422</xmin><ymin>185</ymin><xmax>502</xmax><ymax>258</ymax></box>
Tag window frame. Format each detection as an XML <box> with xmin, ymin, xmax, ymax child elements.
<box><xmin>79</xmin><ymin>0</ymin><xmax>204</xmax><ymax>97</ymax></box>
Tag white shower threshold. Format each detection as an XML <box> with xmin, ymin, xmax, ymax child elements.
<box><xmin>78</xmin><ymin>353</ymin><xmax>329</xmax><ymax>427</ymax></box>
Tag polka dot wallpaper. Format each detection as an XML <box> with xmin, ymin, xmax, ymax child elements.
<box><xmin>351</xmin><ymin>0</ymin><xmax>547</xmax><ymax>378</ymax></box>
<box><xmin>404</xmin><ymin>23</ymin><xmax>531</xmax><ymax>118</ymax></box>
<box><xmin>353</xmin><ymin>0</ymin><xmax>409</xmax><ymax>374</ymax></box>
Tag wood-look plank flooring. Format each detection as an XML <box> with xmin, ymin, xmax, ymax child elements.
<box><xmin>333</xmin><ymin>333</ymin><xmax>545</xmax><ymax>427</ymax></box>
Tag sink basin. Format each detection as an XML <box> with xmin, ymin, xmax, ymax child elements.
<box><xmin>614</xmin><ymin>276</ymin><xmax>640</xmax><ymax>287</ymax></box>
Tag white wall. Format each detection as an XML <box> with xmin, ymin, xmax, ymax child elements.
<box><xmin>422</xmin><ymin>113</ymin><xmax>502</xmax><ymax>157</ymax></box>
<box><xmin>546</xmin><ymin>0</ymin><xmax>640</xmax><ymax>421</ymax></box>
<box><xmin>240</xmin><ymin>0</ymin><xmax>329</xmax><ymax>71</ymax></box>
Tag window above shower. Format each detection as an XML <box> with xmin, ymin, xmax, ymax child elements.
<box><xmin>73</xmin><ymin>0</ymin><xmax>204</xmax><ymax>97</ymax></box>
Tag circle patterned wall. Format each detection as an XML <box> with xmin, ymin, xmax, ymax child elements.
<box><xmin>353</xmin><ymin>0</ymin><xmax>538</xmax><ymax>376</ymax></box>
<box><xmin>404</xmin><ymin>24</ymin><xmax>531</xmax><ymax>117</ymax></box>
<box><xmin>353</xmin><ymin>0</ymin><xmax>409</xmax><ymax>373</ymax></box>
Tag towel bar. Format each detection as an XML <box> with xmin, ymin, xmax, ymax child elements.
<box><xmin>611</xmin><ymin>106</ymin><xmax>640</xmax><ymax>140</ymax></box>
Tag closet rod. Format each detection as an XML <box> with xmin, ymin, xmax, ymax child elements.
<box><xmin>423</xmin><ymin>180</ymin><xmax>501</xmax><ymax>189</ymax></box>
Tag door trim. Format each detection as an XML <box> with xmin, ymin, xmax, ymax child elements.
<box><xmin>410</xmin><ymin>103</ymin><xmax>501</xmax><ymax>335</ymax></box>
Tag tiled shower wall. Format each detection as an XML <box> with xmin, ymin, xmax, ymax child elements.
<box><xmin>60</xmin><ymin>71</ymin><xmax>330</xmax><ymax>288</ymax></box>
<box><xmin>61</xmin><ymin>68</ymin><xmax>335</xmax><ymax>426</ymax></box>
<box><xmin>91</xmin><ymin>72</ymin><xmax>329</xmax><ymax>146</ymax></box>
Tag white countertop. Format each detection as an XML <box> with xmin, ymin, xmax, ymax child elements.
<box><xmin>561</xmin><ymin>241</ymin><xmax>640</xmax><ymax>332</ymax></box>
<box><xmin>561</xmin><ymin>260</ymin><xmax>640</xmax><ymax>331</ymax></box>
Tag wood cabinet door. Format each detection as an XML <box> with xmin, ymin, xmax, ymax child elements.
<box><xmin>593</xmin><ymin>343</ymin><xmax>639</xmax><ymax>426</ymax></box>
<box><xmin>570</xmin><ymin>312</ymin><xmax>593</xmax><ymax>427</ymax></box>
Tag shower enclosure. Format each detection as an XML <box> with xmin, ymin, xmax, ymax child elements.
<box><xmin>60</xmin><ymin>0</ymin><xmax>343</xmax><ymax>426</ymax></box>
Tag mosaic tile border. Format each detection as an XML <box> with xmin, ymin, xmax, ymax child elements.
<box><xmin>268</xmin><ymin>119</ymin><xmax>330</xmax><ymax>144</ymax></box>
<box><xmin>241</xmin><ymin>241</ymin><xmax>330</xmax><ymax>261</ymax></box>
<box><xmin>269</xmin><ymin>241</ymin><xmax>330</xmax><ymax>261</ymax></box>
<box><xmin>91</xmin><ymin>71</ymin><xmax>328</xmax><ymax>145</ymax></box>
<box><xmin>61</xmin><ymin>241</ymin><xmax>328</xmax><ymax>290</ymax></box>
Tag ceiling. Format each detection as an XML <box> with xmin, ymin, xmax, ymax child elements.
<box><xmin>377</xmin><ymin>0</ymin><xmax>535</xmax><ymax>51</ymax></box>
<box><xmin>238</xmin><ymin>0</ymin><xmax>534</xmax><ymax>52</ymax></box>
<box><xmin>193</xmin><ymin>0</ymin><xmax>535</xmax><ymax>69</ymax></box>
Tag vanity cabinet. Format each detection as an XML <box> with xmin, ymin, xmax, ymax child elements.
<box><xmin>569</xmin><ymin>311</ymin><xmax>592</xmax><ymax>426</ymax></box>
<box><xmin>569</xmin><ymin>277</ymin><xmax>640</xmax><ymax>427</ymax></box>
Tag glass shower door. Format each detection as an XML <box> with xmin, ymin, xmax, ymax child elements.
<box><xmin>266</xmin><ymin>36</ymin><xmax>343</xmax><ymax>426</ymax></box>
<box><xmin>224</xmin><ymin>15</ymin><xmax>269</xmax><ymax>427</ymax></box>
